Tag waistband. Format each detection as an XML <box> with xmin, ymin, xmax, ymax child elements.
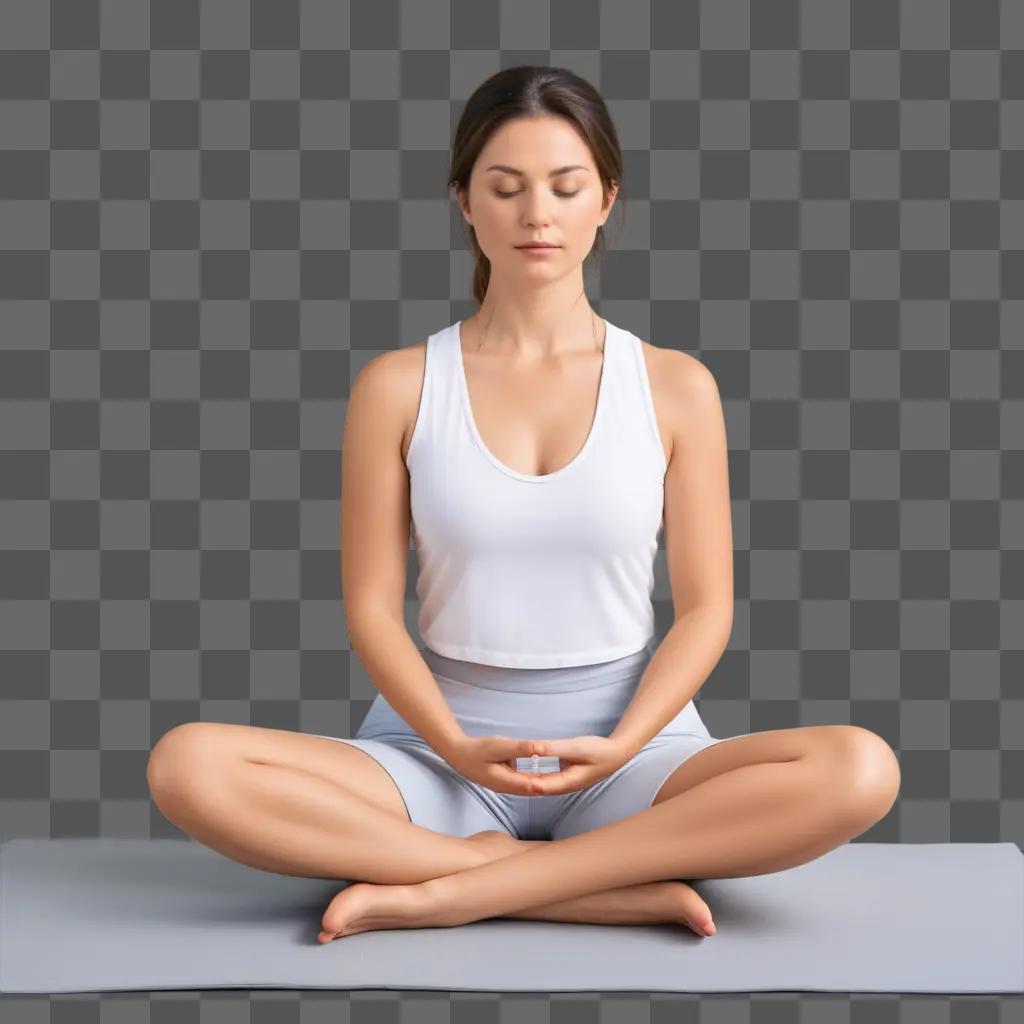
<box><xmin>419</xmin><ymin>637</ymin><xmax>656</xmax><ymax>693</ymax></box>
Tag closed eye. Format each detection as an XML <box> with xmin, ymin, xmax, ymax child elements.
<box><xmin>495</xmin><ymin>190</ymin><xmax>580</xmax><ymax>199</ymax></box>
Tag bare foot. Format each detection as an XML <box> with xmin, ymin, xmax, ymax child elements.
<box><xmin>315</xmin><ymin>831</ymin><xmax>505</xmax><ymax>942</ymax></box>
<box><xmin>317</xmin><ymin>881</ymin><xmax>432</xmax><ymax>943</ymax></box>
<box><xmin>318</xmin><ymin>830</ymin><xmax>716</xmax><ymax>942</ymax></box>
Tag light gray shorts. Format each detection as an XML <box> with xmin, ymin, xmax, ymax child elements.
<box><xmin>313</xmin><ymin>638</ymin><xmax>725</xmax><ymax>842</ymax></box>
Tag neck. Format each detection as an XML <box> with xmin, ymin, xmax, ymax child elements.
<box><xmin>468</xmin><ymin>279</ymin><xmax>601</xmax><ymax>357</ymax></box>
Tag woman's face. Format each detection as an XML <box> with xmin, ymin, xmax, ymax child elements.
<box><xmin>457</xmin><ymin>115</ymin><xmax>618</xmax><ymax>283</ymax></box>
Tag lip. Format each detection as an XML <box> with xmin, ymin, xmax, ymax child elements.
<box><xmin>515</xmin><ymin>243</ymin><xmax>560</xmax><ymax>248</ymax></box>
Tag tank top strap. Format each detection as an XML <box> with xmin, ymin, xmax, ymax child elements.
<box><xmin>600</xmin><ymin>323</ymin><xmax>668</xmax><ymax>475</ymax></box>
<box><xmin>404</xmin><ymin>322</ymin><xmax>463</xmax><ymax>469</ymax></box>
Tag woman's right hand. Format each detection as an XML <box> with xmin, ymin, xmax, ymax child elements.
<box><xmin>445</xmin><ymin>735</ymin><xmax>551</xmax><ymax>796</ymax></box>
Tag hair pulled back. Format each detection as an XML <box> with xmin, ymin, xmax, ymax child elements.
<box><xmin>449</xmin><ymin>65</ymin><xmax>624</xmax><ymax>307</ymax></box>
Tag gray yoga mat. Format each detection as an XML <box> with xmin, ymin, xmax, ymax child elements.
<box><xmin>1</xmin><ymin>838</ymin><xmax>1021</xmax><ymax>994</ymax></box>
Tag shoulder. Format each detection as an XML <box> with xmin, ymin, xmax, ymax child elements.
<box><xmin>640</xmin><ymin>340</ymin><xmax>723</xmax><ymax>457</ymax></box>
<box><xmin>349</xmin><ymin>340</ymin><xmax>428</xmax><ymax>450</ymax></box>
<box><xmin>352</xmin><ymin>339</ymin><xmax>426</xmax><ymax>399</ymax></box>
<box><xmin>641</xmin><ymin>339</ymin><xmax>717</xmax><ymax>394</ymax></box>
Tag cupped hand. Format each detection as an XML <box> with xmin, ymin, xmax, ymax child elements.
<box><xmin>517</xmin><ymin>735</ymin><xmax>630</xmax><ymax>796</ymax></box>
<box><xmin>445</xmin><ymin>735</ymin><xmax>559</xmax><ymax>796</ymax></box>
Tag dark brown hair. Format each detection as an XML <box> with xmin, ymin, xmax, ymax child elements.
<box><xmin>448</xmin><ymin>65</ymin><xmax>624</xmax><ymax>308</ymax></box>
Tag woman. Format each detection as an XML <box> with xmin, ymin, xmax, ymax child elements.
<box><xmin>146</xmin><ymin>65</ymin><xmax>901</xmax><ymax>944</ymax></box>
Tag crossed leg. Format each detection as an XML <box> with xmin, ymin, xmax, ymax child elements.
<box><xmin>319</xmin><ymin>724</ymin><xmax>901</xmax><ymax>938</ymax></box>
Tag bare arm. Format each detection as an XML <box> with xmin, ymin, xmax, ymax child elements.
<box><xmin>341</xmin><ymin>346</ymin><xmax>465</xmax><ymax>760</ymax></box>
<box><xmin>609</xmin><ymin>352</ymin><xmax>734</xmax><ymax>755</ymax></box>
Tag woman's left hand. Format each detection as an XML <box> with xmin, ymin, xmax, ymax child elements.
<box><xmin>518</xmin><ymin>736</ymin><xmax>630</xmax><ymax>796</ymax></box>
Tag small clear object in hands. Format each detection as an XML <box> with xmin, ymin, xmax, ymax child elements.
<box><xmin>515</xmin><ymin>754</ymin><xmax>561</xmax><ymax>774</ymax></box>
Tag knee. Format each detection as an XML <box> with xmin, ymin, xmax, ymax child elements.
<box><xmin>820</xmin><ymin>725</ymin><xmax>901</xmax><ymax>827</ymax></box>
<box><xmin>147</xmin><ymin>722</ymin><xmax>219</xmax><ymax>808</ymax></box>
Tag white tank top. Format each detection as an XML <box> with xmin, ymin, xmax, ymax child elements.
<box><xmin>404</xmin><ymin>318</ymin><xmax>668</xmax><ymax>669</ymax></box>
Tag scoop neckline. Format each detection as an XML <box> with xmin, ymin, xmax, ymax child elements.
<box><xmin>454</xmin><ymin>317</ymin><xmax>613</xmax><ymax>484</ymax></box>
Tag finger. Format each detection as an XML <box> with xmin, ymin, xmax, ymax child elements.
<box><xmin>498</xmin><ymin>765</ymin><xmax>546</xmax><ymax>796</ymax></box>
<box><xmin>531</xmin><ymin>766</ymin><xmax>586</xmax><ymax>795</ymax></box>
<box><xmin>523</xmin><ymin>772</ymin><xmax>546</xmax><ymax>795</ymax></box>
<box><xmin>527</xmin><ymin>772</ymin><xmax>558</xmax><ymax>795</ymax></box>
<box><xmin>532</xmin><ymin>739</ymin><xmax>572</xmax><ymax>760</ymax></box>
<box><xmin>514</xmin><ymin>764</ymin><xmax>554</xmax><ymax>793</ymax></box>
<box><xmin>529</xmin><ymin>775</ymin><xmax>562</xmax><ymax>795</ymax></box>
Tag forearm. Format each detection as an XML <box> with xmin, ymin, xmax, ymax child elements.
<box><xmin>608</xmin><ymin>606</ymin><xmax>732</xmax><ymax>757</ymax></box>
<box><xmin>347</xmin><ymin>613</ymin><xmax>465</xmax><ymax>760</ymax></box>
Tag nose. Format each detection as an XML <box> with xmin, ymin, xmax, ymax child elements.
<box><xmin>520</xmin><ymin>189</ymin><xmax>556</xmax><ymax>227</ymax></box>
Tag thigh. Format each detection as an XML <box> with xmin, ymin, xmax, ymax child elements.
<box><xmin>648</xmin><ymin>723</ymin><xmax>897</xmax><ymax>806</ymax></box>
<box><xmin>330</xmin><ymin>735</ymin><xmax>516</xmax><ymax>839</ymax></box>
<box><xmin>550</xmin><ymin>724</ymin><xmax>893</xmax><ymax>840</ymax></box>
<box><xmin>148</xmin><ymin>722</ymin><xmax>412</xmax><ymax>824</ymax></box>
<box><xmin>548</xmin><ymin>732</ymin><xmax>723</xmax><ymax>841</ymax></box>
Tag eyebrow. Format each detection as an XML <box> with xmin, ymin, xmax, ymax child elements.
<box><xmin>483</xmin><ymin>164</ymin><xmax>590</xmax><ymax>176</ymax></box>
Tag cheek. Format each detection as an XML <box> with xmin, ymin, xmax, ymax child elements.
<box><xmin>475</xmin><ymin>202</ymin><xmax>518</xmax><ymax>237</ymax></box>
<box><xmin>569</xmin><ymin>191</ymin><xmax>604</xmax><ymax>220</ymax></box>
<box><xmin>562</xmin><ymin>205</ymin><xmax>603</xmax><ymax>245</ymax></box>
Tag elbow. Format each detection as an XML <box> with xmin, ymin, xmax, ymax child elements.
<box><xmin>710</xmin><ymin>611</ymin><xmax>732</xmax><ymax>652</ymax></box>
<box><xmin>675</xmin><ymin>603</ymin><xmax>733</xmax><ymax>647</ymax></box>
<box><xmin>717</xmin><ymin>606</ymin><xmax>733</xmax><ymax>644</ymax></box>
<box><xmin>345</xmin><ymin>607</ymin><xmax>406</xmax><ymax>653</ymax></box>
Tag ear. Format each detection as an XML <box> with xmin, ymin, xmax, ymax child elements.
<box><xmin>600</xmin><ymin>180</ymin><xmax>619</xmax><ymax>224</ymax></box>
<box><xmin>452</xmin><ymin>183</ymin><xmax>471</xmax><ymax>224</ymax></box>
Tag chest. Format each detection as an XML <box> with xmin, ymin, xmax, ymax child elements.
<box><xmin>401</xmin><ymin>341</ymin><xmax>672</xmax><ymax>477</ymax></box>
<box><xmin>465</xmin><ymin>352</ymin><xmax>610</xmax><ymax>478</ymax></box>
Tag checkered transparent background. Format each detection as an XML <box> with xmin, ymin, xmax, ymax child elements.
<box><xmin>1</xmin><ymin>0</ymin><xmax>1023</xmax><ymax>1020</ymax></box>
